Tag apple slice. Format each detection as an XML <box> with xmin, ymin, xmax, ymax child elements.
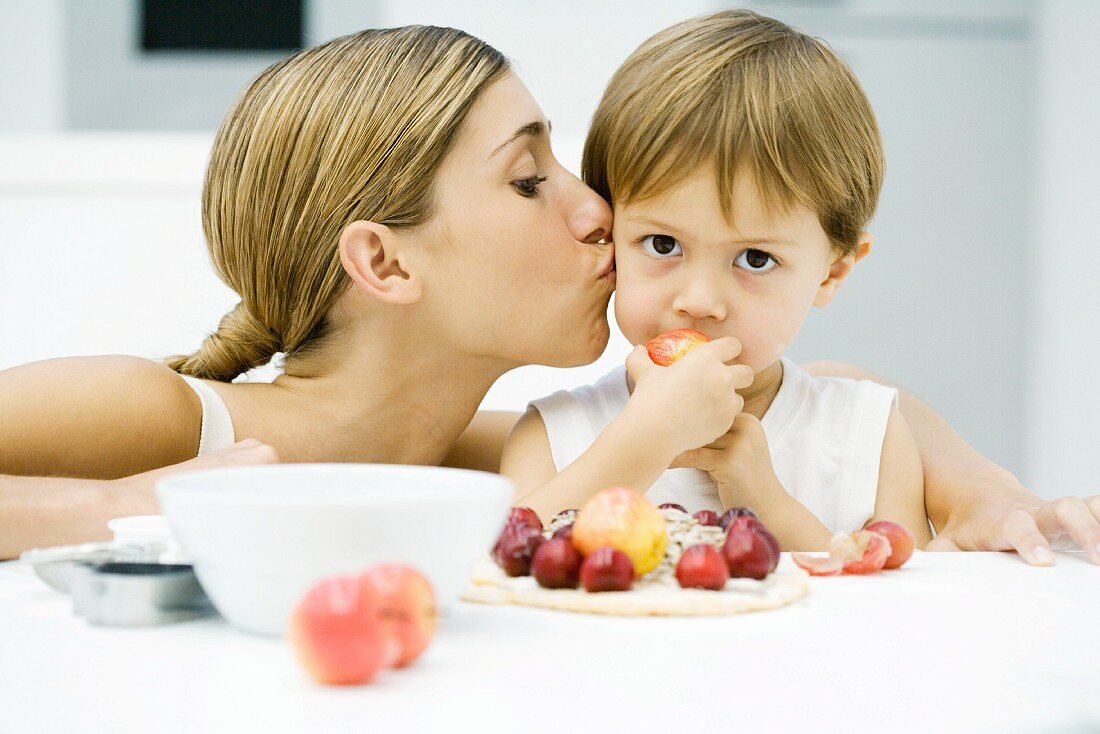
<box><xmin>838</xmin><ymin>530</ymin><xmax>892</xmax><ymax>575</ymax></box>
<box><xmin>791</xmin><ymin>552</ymin><xmax>845</xmax><ymax>576</ymax></box>
<box><xmin>792</xmin><ymin>530</ymin><xmax>893</xmax><ymax>577</ymax></box>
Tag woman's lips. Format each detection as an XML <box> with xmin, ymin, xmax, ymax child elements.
<box><xmin>596</xmin><ymin>246</ymin><xmax>616</xmax><ymax>280</ymax></box>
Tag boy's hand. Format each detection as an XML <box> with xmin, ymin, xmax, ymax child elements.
<box><xmin>623</xmin><ymin>337</ymin><xmax>754</xmax><ymax>460</ymax></box>
<box><xmin>673</xmin><ymin>414</ymin><xmax>836</xmax><ymax>550</ymax></box>
<box><xmin>671</xmin><ymin>413</ymin><xmax>785</xmax><ymax>509</ymax></box>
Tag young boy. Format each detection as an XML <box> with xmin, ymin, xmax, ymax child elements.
<box><xmin>500</xmin><ymin>9</ymin><xmax>930</xmax><ymax>552</ymax></box>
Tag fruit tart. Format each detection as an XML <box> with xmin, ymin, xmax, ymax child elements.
<box><xmin>463</xmin><ymin>488</ymin><xmax>809</xmax><ymax>616</ymax></box>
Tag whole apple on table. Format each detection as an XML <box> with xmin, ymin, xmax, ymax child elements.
<box><xmin>290</xmin><ymin>564</ymin><xmax>437</xmax><ymax>686</ymax></box>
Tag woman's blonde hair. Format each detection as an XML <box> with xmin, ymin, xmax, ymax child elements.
<box><xmin>168</xmin><ymin>26</ymin><xmax>508</xmax><ymax>381</ymax></box>
<box><xmin>582</xmin><ymin>10</ymin><xmax>884</xmax><ymax>254</ymax></box>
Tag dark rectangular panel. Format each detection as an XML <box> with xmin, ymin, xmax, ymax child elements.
<box><xmin>141</xmin><ymin>0</ymin><xmax>303</xmax><ymax>52</ymax></box>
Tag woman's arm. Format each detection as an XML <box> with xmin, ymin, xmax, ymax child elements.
<box><xmin>0</xmin><ymin>356</ymin><xmax>201</xmax><ymax>479</ymax></box>
<box><xmin>0</xmin><ymin>440</ymin><xmax>279</xmax><ymax>559</ymax></box>
<box><xmin>0</xmin><ymin>474</ymin><xmax>131</xmax><ymax>558</ymax></box>
<box><xmin>441</xmin><ymin>411</ymin><xmax>521</xmax><ymax>474</ymax></box>
<box><xmin>804</xmin><ymin>360</ymin><xmax>1100</xmax><ymax>565</ymax></box>
<box><xmin>0</xmin><ymin>355</ymin><xmax>217</xmax><ymax>558</ymax></box>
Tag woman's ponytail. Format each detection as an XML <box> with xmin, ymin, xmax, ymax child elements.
<box><xmin>167</xmin><ymin>303</ymin><xmax>281</xmax><ymax>381</ymax></box>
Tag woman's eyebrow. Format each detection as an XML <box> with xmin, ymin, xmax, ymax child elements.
<box><xmin>488</xmin><ymin>120</ymin><xmax>551</xmax><ymax>160</ymax></box>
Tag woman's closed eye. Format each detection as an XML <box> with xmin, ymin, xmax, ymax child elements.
<box><xmin>734</xmin><ymin>248</ymin><xmax>778</xmax><ymax>273</ymax></box>
<box><xmin>511</xmin><ymin>175</ymin><xmax>548</xmax><ymax>198</ymax></box>
<box><xmin>640</xmin><ymin>234</ymin><xmax>682</xmax><ymax>258</ymax></box>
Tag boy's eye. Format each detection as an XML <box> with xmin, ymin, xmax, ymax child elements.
<box><xmin>511</xmin><ymin>175</ymin><xmax>547</xmax><ymax>198</ymax></box>
<box><xmin>735</xmin><ymin>249</ymin><xmax>777</xmax><ymax>273</ymax></box>
<box><xmin>641</xmin><ymin>234</ymin><xmax>682</xmax><ymax>257</ymax></box>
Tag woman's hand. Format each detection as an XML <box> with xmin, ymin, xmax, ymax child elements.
<box><xmin>928</xmin><ymin>491</ymin><xmax>1100</xmax><ymax>565</ymax></box>
<box><xmin>0</xmin><ymin>439</ymin><xmax>280</xmax><ymax>558</ymax></box>
<box><xmin>107</xmin><ymin>439</ymin><xmax>281</xmax><ymax>516</ymax></box>
<box><xmin>801</xmin><ymin>360</ymin><xmax>1100</xmax><ymax>566</ymax></box>
<box><xmin>624</xmin><ymin>338</ymin><xmax>754</xmax><ymax>461</ymax></box>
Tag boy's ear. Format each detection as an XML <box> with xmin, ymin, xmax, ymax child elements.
<box><xmin>813</xmin><ymin>232</ymin><xmax>872</xmax><ymax>308</ymax></box>
<box><xmin>338</xmin><ymin>221</ymin><xmax>422</xmax><ymax>305</ymax></box>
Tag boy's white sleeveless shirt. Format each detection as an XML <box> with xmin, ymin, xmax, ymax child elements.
<box><xmin>529</xmin><ymin>357</ymin><xmax>898</xmax><ymax>534</ymax></box>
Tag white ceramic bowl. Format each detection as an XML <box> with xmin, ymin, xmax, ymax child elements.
<box><xmin>156</xmin><ymin>464</ymin><xmax>513</xmax><ymax>636</ymax></box>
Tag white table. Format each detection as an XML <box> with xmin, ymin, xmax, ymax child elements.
<box><xmin>1</xmin><ymin>552</ymin><xmax>1096</xmax><ymax>734</ymax></box>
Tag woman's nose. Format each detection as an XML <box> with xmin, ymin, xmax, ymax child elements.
<box><xmin>564</xmin><ymin>175</ymin><xmax>612</xmax><ymax>244</ymax></box>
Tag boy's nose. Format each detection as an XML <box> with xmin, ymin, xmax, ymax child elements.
<box><xmin>672</xmin><ymin>280</ymin><xmax>728</xmax><ymax>322</ymax></box>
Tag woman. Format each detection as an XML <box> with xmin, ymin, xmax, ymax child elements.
<box><xmin>0</xmin><ymin>26</ymin><xmax>1096</xmax><ymax>564</ymax></box>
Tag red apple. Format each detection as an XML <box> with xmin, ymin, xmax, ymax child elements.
<box><xmin>645</xmin><ymin>328</ymin><xmax>711</xmax><ymax>366</ymax></box>
<box><xmin>359</xmin><ymin>565</ymin><xmax>437</xmax><ymax>668</ymax></box>
<box><xmin>693</xmin><ymin>510</ymin><xmax>721</xmax><ymax>527</ymax></box>
<box><xmin>792</xmin><ymin>530</ymin><xmax>894</xmax><ymax>577</ymax></box>
<box><xmin>719</xmin><ymin>507</ymin><xmax>758</xmax><ymax>529</ymax></box>
<box><xmin>727</xmin><ymin>515</ymin><xmax>780</xmax><ymax>558</ymax></box>
<box><xmin>836</xmin><ymin>530</ymin><xmax>892</xmax><ymax>574</ymax></box>
<box><xmin>658</xmin><ymin>502</ymin><xmax>688</xmax><ymax>513</ymax></box>
<box><xmin>531</xmin><ymin>537</ymin><xmax>583</xmax><ymax>589</ymax></box>
<box><xmin>675</xmin><ymin>544</ymin><xmax>730</xmax><ymax>590</ymax></box>
<box><xmin>491</xmin><ymin>522</ymin><xmax>544</xmax><ymax>577</ymax></box>
<box><xmin>722</xmin><ymin>524</ymin><xmax>779</xmax><ymax>580</ymax></box>
<box><xmin>580</xmin><ymin>547</ymin><xmax>635</xmax><ymax>592</ymax></box>
<box><xmin>290</xmin><ymin>575</ymin><xmax>392</xmax><ymax>685</ymax></box>
<box><xmin>865</xmin><ymin>520</ymin><xmax>915</xmax><ymax>569</ymax></box>
<box><xmin>508</xmin><ymin>506</ymin><xmax>543</xmax><ymax>532</ymax></box>
<box><xmin>552</xmin><ymin>523</ymin><xmax>574</xmax><ymax>541</ymax></box>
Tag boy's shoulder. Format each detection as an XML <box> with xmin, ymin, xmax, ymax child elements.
<box><xmin>529</xmin><ymin>365</ymin><xmax>630</xmax><ymax>415</ymax></box>
<box><xmin>772</xmin><ymin>358</ymin><xmax>898</xmax><ymax>446</ymax></box>
<box><xmin>527</xmin><ymin>365</ymin><xmax>631</xmax><ymax>472</ymax></box>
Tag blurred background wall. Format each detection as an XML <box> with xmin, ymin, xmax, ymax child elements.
<box><xmin>1</xmin><ymin>0</ymin><xmax>1096</xmax><ymax>499</ymax></box>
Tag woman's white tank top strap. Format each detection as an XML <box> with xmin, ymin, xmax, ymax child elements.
<box><xmin>178</xmin><ymin>375</ymin><xmax>236</xmax><ymax>456</ymax></box>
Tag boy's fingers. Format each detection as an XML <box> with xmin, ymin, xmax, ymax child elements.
<box><xmin>669</xmin><ymin>450</ymin><xmax>696</xmax><ymax>470</ymax></box>
<box><xmin>730</xmin><ymin>364</ymin><xmax>755</xmax><ymax>389</ymax></box>
<box><xmin>625</xmin><ymin>345</ymin><xmax>656</xmax><ymax>381</ymax></box>
<box><xmin>731</xmin><ymin>413</ymin><xmax>763</xmax><ymax>431</ymax></box>
<box><xmin>670</xmin><ymin>447</ymin><xmax>719</xmax><ymax>473</ymax></box>
<box><xmin>698</xmin><ymin>336</ymin><xmax>743</xmax><ymax>363</ymax></box>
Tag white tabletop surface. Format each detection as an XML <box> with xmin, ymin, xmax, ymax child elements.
<box><xmin>1</xmin><ymin>551</ymin><xmax>1097</xmax><ymax>734</ymax></box>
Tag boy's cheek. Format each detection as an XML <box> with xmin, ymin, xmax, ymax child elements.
<box><xmin>613</xmin><ymin>287</ymin><xmax>664</xmax><ymax>346</ymax></box>
<box><xmin>737</xmin><ymin>338</ymin><xmax>790</xmax><ymax>373</ymax></box>
<box><xmin>736</xmin><ymin>308</ymin><xmax>806</xmax><ymax>371</ymax></box>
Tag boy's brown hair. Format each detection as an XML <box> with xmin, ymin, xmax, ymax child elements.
<box><xmin>582</xmin><ymin>9</ymin><xmax>884</xmax><ymax>255</ymax></box>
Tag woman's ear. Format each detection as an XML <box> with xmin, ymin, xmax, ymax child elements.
<box><xmin>338</xmin><ymin>221</ymin><xmax>422</xmax><ymax>305</ymax></box>
<box><xmin>812</xmin><ymin>232</ymin><xmax>872</xmax><ymax>308</ymax></box>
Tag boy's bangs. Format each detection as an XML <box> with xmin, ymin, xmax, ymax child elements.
<box><xmin>603</xmin><ymin>86</ymin><xmax>813</xmax><ymax>226</ymax></box>
<box><xmin>583</xmin><ymin>10</ymin><xmax>884</xmax><ymax>254</ymax></box>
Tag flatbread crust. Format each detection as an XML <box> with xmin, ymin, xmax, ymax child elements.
<box><xmin>462</xmin><ymin>558</ymin><xmax>809</xmax><ymax>616</ymax></box>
